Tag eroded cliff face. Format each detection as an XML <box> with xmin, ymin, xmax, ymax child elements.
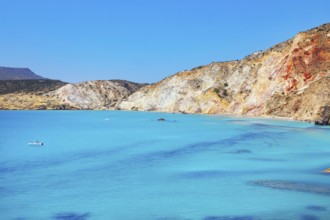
<box><xmin>48</xmin><ymin>80</ymin><xmax>145</xmax><ymax>109</ymax></box>
<box><xmin>119</xmin><ymin>23</ymin><xmax>330</xmax><ymax>122</ymax></box>
<box><xmin>0</xmin><ymin>80</ymin><xmax>146</xmax><ymax>110</ymax></box>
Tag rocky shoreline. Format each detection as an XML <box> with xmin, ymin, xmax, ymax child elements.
<box><xmin>0</xmin><ymin>23</ymin><xmax>329</xmax><ymax>125</ymax></box>
<box><xmin>119</xmin><ymin>23</ymin><xmax>330</xmax><ymax>125</ymax></box>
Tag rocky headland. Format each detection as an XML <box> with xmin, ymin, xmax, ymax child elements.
<box><xmin>0</xmin><ymin>80</ymin><xmax>146</xmax><ymax>110</ymax></box>
<box><xmin>0</xmin><ymin>23</ymin><xmax>329</xmax><ymax>124</ymax></box>
<box><xmin>119</xmin><ymin>23</ymin><xmax>330</xmax><ymax>124</ymax></box>
<box><xmin>48</xmin><ymin>80</ymin><xmax>147</xmax><ymax>110</ymax></box>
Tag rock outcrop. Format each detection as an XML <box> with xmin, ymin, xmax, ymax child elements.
<box><xmin>315</xmin><ymin>106</ymin><xmax>330</xmax><ymax>125</ymax></box>
<box><xmin>48</xmin><ymin>80</ymin><xmax>146</xmax><ymax>109</ymax></box>
<box><xmin>0</xmin><ymin>79</ymin><xmax>146</xmax><ymax>110</ymax></box>
<box><xmin>119</xmin><ymin>23</ymin><xmax>330</xmax><ymax>123</ymax></box>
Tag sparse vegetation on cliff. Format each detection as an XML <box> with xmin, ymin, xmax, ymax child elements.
<box><xmin>0</xmin><ymin>79</ymin><xmax>67</xmax><ymax>94</ymax></box>
<box><xmin>1</xmin><ymin>23</ymin><xmax>329</xmax><ymax>125</ymax></box>
<box><xmin>119</xmin><ymin>23</ymin><xmax>330</xmax><ymax>124</ymax></box>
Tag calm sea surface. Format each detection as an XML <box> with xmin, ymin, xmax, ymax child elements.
<box><xmin>0</xmin><ymin>111</ymin><xmax>329</xmax><ymax>220</ymax></box>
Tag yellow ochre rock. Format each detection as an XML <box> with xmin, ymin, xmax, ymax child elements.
<box><xmin>119</xmin><ymin>23</ymin><xmax>330</xmax><ymax>123</ymax></box>
<box><xmin>323</xmin><ymin>168</ymin><xmax>330</xmax><ymax>174</ymax></box>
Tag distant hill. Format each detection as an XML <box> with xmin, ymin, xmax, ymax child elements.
<box><xmin>0</xmin><ymin>67</ymin><xmax>44</xmax><ymax>80</ymax></box>
<box><xmin>0</xmin><ymin>79</ymin><xmax>67</xmax><ymax>94</ymax></box>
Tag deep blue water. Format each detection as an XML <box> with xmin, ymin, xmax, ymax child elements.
<box><xmin>0</xmin><ymin>111</ymin><xmax>330</xmax><ymax>220</ymax></box>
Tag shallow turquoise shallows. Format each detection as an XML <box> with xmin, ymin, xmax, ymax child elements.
<box><xmin>0</xmin><ymin>111</ymin><xmax>330</xmax><ymax>220</ymax></box>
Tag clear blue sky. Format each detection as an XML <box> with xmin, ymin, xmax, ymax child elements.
<box><xmin>0</xmin><ymin>0</ymin><xmax>329</xmax><ymax>83</ymax></box>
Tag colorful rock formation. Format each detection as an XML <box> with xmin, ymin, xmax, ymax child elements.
<box><xmin>119</xmin><ymin>23</ymin><xmax>330</xmax><ymax>123</ymax></box>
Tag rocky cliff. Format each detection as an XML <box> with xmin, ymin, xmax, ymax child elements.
<box><xmin>119</xmin><ymin>23</ymin><xmax>330</xmax><ymax>123</ymax></box>
<box><xmin>48</xmin><ymin>80</ymin><xmax>146</xmax><ymax>109</ymax></box>
<box><xmin>0</xmin><ymin>80</ymin><xmax>146</xmax><ymax>110</ymax></box>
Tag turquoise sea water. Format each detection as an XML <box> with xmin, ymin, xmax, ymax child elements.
<box><xmin>0</xmin><ymin>111</ymin><xmax>330</xmax><ymax>220</ymax></box>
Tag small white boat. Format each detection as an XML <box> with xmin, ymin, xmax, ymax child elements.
<box><xmin>28</xmin><ymin>141</ymin><xmax>44</xmax><ymax>146</ymax></box>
